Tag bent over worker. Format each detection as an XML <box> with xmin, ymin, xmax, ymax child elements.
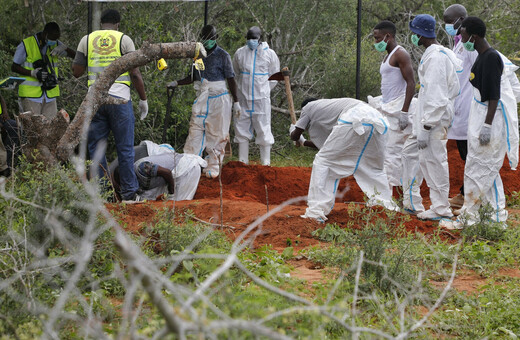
<box><xmin>72</xmin><ymin>8</ymin><xmax>148</xmax><ymax>202</ymax></box>
<box><xmin>441</xmin><ymin>17</ymin><xmax>520</xmax><ymax>229</ymax></box>
<box><xmin>302</xmin><ymin>101</ymin><xmax>398</xmax><ymax>222</ymax></box>
<box><xmin>167</xmin><ymin>25</ymin><xmax>240</xmax><ymax>178</ymax></box>
<box><xmin>233</xmin><ymin>26</ymin><xmax>280</xmax><ymax>165</ymax></box>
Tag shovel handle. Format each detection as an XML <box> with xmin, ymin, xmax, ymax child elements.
<box><xmin>282</xmin><ymin>67</ymin><xmax>297</xmax><ymax>125</ymax></box>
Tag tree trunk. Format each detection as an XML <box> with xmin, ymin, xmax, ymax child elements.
<box><xmin>55</xmin><ymin>41</ymin><xmax>205</xmax><ymax>163</ymax></box>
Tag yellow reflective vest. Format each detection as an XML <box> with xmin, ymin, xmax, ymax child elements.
<box><xmin>18</xmin><ymin>35</ymin><xmax>60</xmax><ymax>99</ymax></box>
<box><xmin>87</xmin><ymin>30</ymin><xmax>131</xmax><ymax>87</ymax></box>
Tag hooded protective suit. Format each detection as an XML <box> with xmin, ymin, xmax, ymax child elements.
<box><xmin>415</xmin><ymin>44</ymin><xmax>462</xmax><ymax>218</ymax></box>
<box><xmin>459</xmin><ymin>53</ymin><xmax>520</xmax><ymax>224</ymax></box>
<box><xmin>233</xmin><ymin>41</ymin><xmax>279</xmax><ymax>153</ymax></box>
<box><xmin>183</xmin><ymin>79</ymin><xmax>232</xmax><ymax>178</ymax></box>
<box><xmin>303</xmin><ymin>103</ymin><xmax>398</xmax><ymax>221</ymax></box>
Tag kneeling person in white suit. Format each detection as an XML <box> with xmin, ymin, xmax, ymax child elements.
<box><xmin>302</xmin><ymin>102</ymin><xmax>398</xmax><ymax>221</ymax></box>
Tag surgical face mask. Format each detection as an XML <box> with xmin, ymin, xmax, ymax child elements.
<box><xmin>445</xmin><ymin>17</ymin><xmax>461</xmax><ymax>36</ymax></box>
<box><xmin>462</xmin><ymin>36</ymin><xmax>475</xmax><ymax>51</ymax></box>
<box><xmin>247</xmin><ymin>39</ymin><xmax>259</xmax><ymax>50</ymax></box>
<box><xmin>373</xmin><ymin>35</ymin><xmax>388</xmax><ymax>52</ymax></box>
<box><xmin>47</xmin><ymin>39</ymin><xmax>57</xmax><ymax>46</ymax></box>
<box><xmin>411</xmin><ymin>34</ymin><xmax>421</xmax><ymax>47</ymax></box>
<box><xmin>203</xmin><ymin>39</ymin><xmax>216</xmax><ymax>50</ymax></box>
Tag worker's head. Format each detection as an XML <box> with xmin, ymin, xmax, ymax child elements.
<box><xmin>101</xmin><ymin>9</ymin><xmax>121</xmax><ymax>30</ymax></box>
<box><xmin>43</xmin><ymin>22</ymin><xmax>60</xmax><ymax>45</ymax></box>
<box><xmin>246</xmin><ymin>26</ymin><xmax>262</xmax><ymax>50</ymax></box>
<box><xmin>409</xmin><ymin>14</ymin><xmax>436</xmax><ymax>47</ymax></box>
<box><xmin>200</xmin><ymin>25</ymin><xmax>218</xmax><ymax>50</ymax></box>
<box><xmin>135</xmin><ymin>161</ymin><xmax>158</xmax><ymax>190</ymax></box>
<box><xmin>301</xmin><ymin>97</ymin><xmax>318</xmax><ymax>110</ymax></box>
<box><xmin>373</xmin><ymin>21</ymin><xmax>396</xmax><ymax>52</ymax></box>
<box><xmin>443</xmin><ymin>4</ymin><xmax>468</xmax><ymax>36</ymax></box>
<box><xmin>459</xmin><ymin>16</ymin><xmax>486</xmax><ymax>51</ymax></box>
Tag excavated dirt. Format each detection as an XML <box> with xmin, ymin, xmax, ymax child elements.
<box><xmin>107</xmin><ymin>140</ymin><xmax>520</xmax><ymax>251</ymax></box>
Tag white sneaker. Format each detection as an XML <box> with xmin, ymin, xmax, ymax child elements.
<box><xmin>439</xmin><ymin>219</ymin><xmax>464</xmax><ymax>230</ymax></box>
<box><xmin>448</xmin><ymin>193</ymin><xmax>464</xmax><ymax>209</ymax></box>
<box><xmin>417</xmin><ymin>209</ymin><xmax>453</xmax><ymax>220</ymax></box>
<box><xmin>122</xmin><ymin>194</ymin><xmax>143</xmax><ymax>204</ymax></box>
<box><xmin>204</xmin><ymin>170</ymin><xmax>219</xmax><ymax>179</ymax></box>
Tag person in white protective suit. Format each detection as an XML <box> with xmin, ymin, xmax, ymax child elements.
<box><xmin>441</xmin><ymin>17</ymin><xmax>520</xmax><ymax>230</ymax></box>
<box><xmin>233</xmin><ymin>26</ymin><xmax>280</xmax><ymax>165</ymax></box>
<box><xmin>409</xmin><ymin>14</ymin><xmax>462</xmax><ymax>221</ymax></box>
<box><xmin>110</xmin><ymin>141</ymin><xmax>207</xmax><ymax>201</ymax></box>
<box><xmin>290</xmin><ymin>97</ymin><xmax>362</xmax><ymax>150</ymax></box>
<box><xmin>443</xmin><ymin>4</ymin><xmax>479</xmax><ymax>210</ymax></box>
<box><xmin>167</xmin><ymin>25</ymin><xmax>241</xmax><ymax>179</ymax></box>
<box><xmin>302</xmin><ymin>102</ymin><xmax>399</xmax><ymax>222</ymax></box>
<box><xmin>369</xmin><ymin>20</ymin><xmax>424</xmax><ymax>214</ymax></box>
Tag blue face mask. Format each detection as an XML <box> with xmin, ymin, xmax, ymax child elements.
<box><xmin>247</xmin><ymin>39</ymin><xmax>259</xmax><ymax>50</ymax></box>
<box><xmin>47</xmin><ymin>39</ymin><xmax>57</xmax><ymax>46</ymax></box>
<box><xmin>445</xmin><ymin>24</ymin><xmax>457</xmax><ymax>36</ymax></box>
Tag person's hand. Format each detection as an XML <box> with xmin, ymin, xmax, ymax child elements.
<box><xmin>294</xmin><ymin>134</ymin><xmax>306</xmax><ymax>147</ymax></box>
<box><xmin>417</xmin><ymin>125</ymin><xmax>431</xmax><ymax>150</ymax></box>
<box><xmin>139</xmin><ymin>99</ymin><xmax>148</xmax><ymax>120</ymax></box>
<box><xmin>50</xmin><ymin>44</ymin><xmax>68</xmax><ymax>57</ymax></box>
<box><xmin>167</xmin><ymin>80</ymin><xmax>178</xmax><ymax>89</ymax></box>
<box><xmin>233</xmin><ymin>102</ymin><xmax>243</xmax><ymax>119</ymax></box>
<box><xmin>398</xmin><ymin>111</ymin><xmax>409</xmax><ymax>130</ymax></box>
<box><xmin>479</xmin><ymin>123</ymin><xmax>492</xmax><ymax>146</ymax></box>
<box><xmin>36</xmin><ymin>69</ymin><xmax>49</xmax><ymax>82</ymax></box>
<box><xmin>30</xmin><ymin>67</ymin><xmax>42</xmax><ymax>79</ymax></box>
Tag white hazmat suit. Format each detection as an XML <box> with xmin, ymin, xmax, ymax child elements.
<box><xmin>458</xmin><ymin>53</ymin><xmax>520</xmax><ymax>225</ymax></box>
<box><xmin>184</xmin><ymin>79</ymin><xmax>232</xmax><ymax>178</ymax></box>
<box><xmin>415</xmin><ymin>44</ymin><xmax>462</xmax><ymax>219</ymax></box>
<box><xmin>233</xmin><ymin>41</ymin><xmax>280</xmax><ymax>165</ymax></box>
<box><xmin>303</xmin><ymin>103</ymin><xmax>398</xmax><ymax>221</ymax></box>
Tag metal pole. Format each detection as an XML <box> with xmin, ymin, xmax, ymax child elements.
<box><xmin>88</xmin><ymin>2</ymin><xmax>92</xmax><ymax>34</ymax></box>
<box><xmin>204</xmin><ymin>0</ymin><xmax>209</xmax><ymax>26</ymax></box>
<box><xmin>355</xmin><ymin>0</ymin><xmax>362</xmax><ymax>99</ymax></box>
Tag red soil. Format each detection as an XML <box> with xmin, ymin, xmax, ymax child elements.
<box><xmin>107</xmin><ymin>140</ymin><xmax>520</xmax><ymax>250</ymax></box>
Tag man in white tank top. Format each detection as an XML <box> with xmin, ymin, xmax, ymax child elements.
<box><xmin>370</xmin><ymin>21</ymin><xmax>424</xmax><ymax>214</ymax></box>
<box><xmin>443</xmin><ymin>4</ymin><xmax>478</xmax><ymax>211</ymax></box>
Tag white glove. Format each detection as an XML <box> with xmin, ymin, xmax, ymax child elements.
<box><xmin>167</xmin><ymin>194</ymin><xmax>175</xmax><ymax>201</ymax></box>
<box><xmin>167</xmin><ymin>80</ymin><xmax>178</xmax><ymax>89</ymax></box>
<box><xmin>233</xmin><ymin>102</ymin><xmax>243</xmax><ymax>119</ymax></box>
<box><xmin>289</xmin><ymin>124</ymin><xmax>296</xmax><ymax>134</ymax></box>
<box><xmin>479</xmin><ymin>123</ymin><xmax>492</xmax><ymax>146</ymax></box>
<box><xmin>50</xmin><ymin>44</ymin><xmax>68</xmax><ymax>57</ymax></box>
<box><xmin>30</xmin><ymin>67</ymin><xmax>42</xmax><ymax>78</ymax></box>
<box><xmin>398</xmin><ymin>111</ymin><xmax>409</xmax><ymax>130</ymax></box>
<box><xmin>294</xmin><ymin>134</ymin><xmax>306</xmax><ymax>147</ymax></box>
<box><xmin>417</xmin><ymin>125</ymin><xmax>431</xmax><ymax>150</ymax></box>
<box><xmin>139</xmin><ymin>99</ymin><xmax>148</xmax><ymax>120</ymax></box>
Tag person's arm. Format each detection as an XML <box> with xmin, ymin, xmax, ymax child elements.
<box><xmin>156</xmin><ymin>166</ymin><xmax>175</xmax><ymax>194</ymax></box>
<box><xmin>130</xmin><ymin>67</ymin><xmax>146</xmax><ymax>101</ymax></box>
<box><xmin>419</xmin><ymin>56</ymin><xmax>451</xmax><ymax>127</ymax></box>
<box><xmin>394</xmin><ymin>48</ymin><xmax>415</xmax><ymax>112</ymax></box>
<box><xmin>227</xmin><ymin>77</ymin><xmax>239</xmax><ymax>103</ymax></box>
<box><xmin>0</xmin><ymin>95</ymin><xmax>8</xmax><ymax>122</ymax></box>
<box><xmin>290</xmin><ymin>126</ymin><xmax>304</xmax><ymax>141</ymax></box>
<box><xmin>484</xmin><ymin>99</ymin><xmax>499</xmax><ymax>125</ymax></box>
<box><xmin>71</xmin><ymin>38</ymin><xmax>87</xmax><ymax>78</ymax></box>
<box><xmin>11</xmin><ymin>63</ymin><xmax>31</xmax><ymax>77</ymax></box>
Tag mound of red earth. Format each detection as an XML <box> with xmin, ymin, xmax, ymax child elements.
<box><xmin>108</xmin><ymin>141</ymin><xmax>520</xmax><ymax>250</ymax></box>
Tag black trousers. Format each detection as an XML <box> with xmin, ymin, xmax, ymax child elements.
<box><xmin>456</xmin><ymin>139</ymin><xmax>467</xmax><ymax>196</ymax></box>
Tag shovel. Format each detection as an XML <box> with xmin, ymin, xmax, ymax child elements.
<box><xmin>269</xmin><ymin>66</ymin><xmax>296</xmax><ymax>125</ymax></box>
<box><xmin>161</xmin><ymin>87</ymin><xmax>175</xmax><ymax>144</ymax></box>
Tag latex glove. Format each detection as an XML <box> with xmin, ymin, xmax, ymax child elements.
<box><xmin>289</xmin><ymin>124</ymin><xmax>296</xmax><ymax>134</ymax></box>
<box><xmin>139</xmin><ymin>99</ymin><xmax>148</xmax><ymax>120</ymax></box>
<box><xmin>294</xmin><ymin>134</ymin><xmax>306</xmax><ymax>147</ymax></box>
<box><xmin>479</xmin><ymin>123</ymin><xmax>492</xmax><ymax>146</ymax></box>
<box><xmin>398</xmin><ymin>111</ymin><xmax>409</xmax><ymax>130</ymax></box>
<box><xmin>417</xmin><ymin>125</ymin><xmax>431</xmax><ymax>150</ymax></box>
<box><xmin>167</xmin><ymin>80</ymin><xmax>178</xmax><ymax>89</ymax></box>
<box><xmin>232</xmin><ymin>102</ymin><xmax>243</xmax><ymax>119</ymax></box>
<box><xmin>30</xmin><ymin>67</ymin><xmax>41</xmax><ymax>78</ymax></box>
<box><xmin>36</xmin><ymin>69</ymin><xmax>48</xmax><ymax>82</ymax></box>
<box><xmin>50</xmin><ymin>44</ymin><xmax>68</xmax><ymax>57</ymax></box>
<box><xmin>167</xmin><ymin>194</ymin><xmax>175</xmax><ymax>201</ymax></box>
